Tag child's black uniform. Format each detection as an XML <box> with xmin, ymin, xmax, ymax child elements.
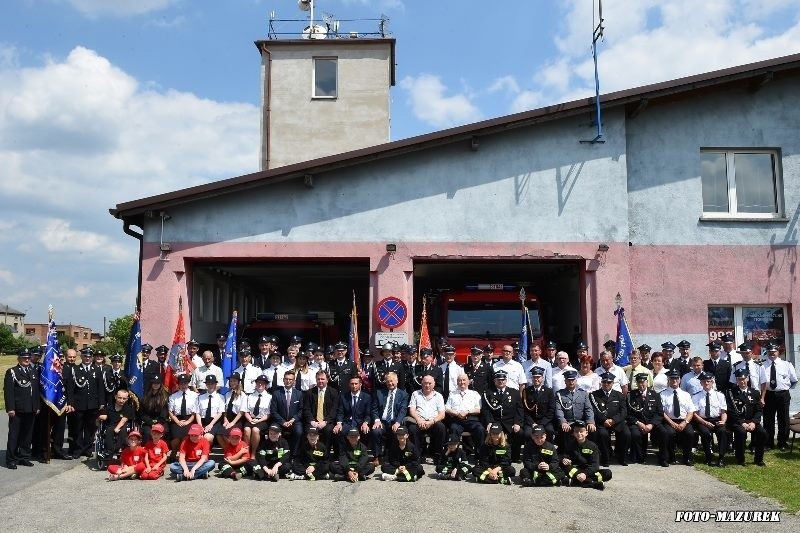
<box><xmin>99</xmin><ymin>403</ymin><xmax>135</xmax><ymax>456</ymax></box>
<box><xmin>290</xmin><ymin>439</ymin><xmax>330</xmax><ymax>480</ymax></box>
<box><xmin>520</xmin><ymin>439</ymin><xmax>564</xmax><ymax>486</ymax></box>
<box><xmin>380</xmin><ymin>441</ymin><xmax>424</xmax><ymax>481</ymax></box>
<box><xmin>331</xmin><ymin>440</ymin><xmax>375</xmax><ymax>480</ymax></box>
<box><xmin>472</xmin><ymin>443</ymin><xmax>515</xmax><ymax>484</ymax></box>
<box><xmin>560</xmin><ymin>437</ymin><xmax>611</xmax><ymax>489</ymax></box>
<box><xmin>435</xmin><ymin>444</ymin><xmax>471</xmax><ymax>480</ymax></box>
<box><xmin>251</xmin><ymin>437</ymin><xmax>291</xmax><ymax>481</ymax></box>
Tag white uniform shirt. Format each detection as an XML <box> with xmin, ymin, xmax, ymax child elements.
<box><xmin>758</xmin><ymin>358</ymin><xmax>798</xmax><ymax>391</ymax></box>
<box><xmin>191</xmin><ymin>364</ymin><xmax>223</xmax><ymax>391</ymax></box>
<box><xmin>295</xmin><ymin>367</ymin><xmax>316</xmax><ymax>391</ymax></box>
<box><xmin>680</xmin><ymin>371</ymin><xmax>704</xmax><ymax>395</ymax></box>
<box><xmin>551</xmin><ymin>365</ymin><xmax>577</xmax><ymax>393</ymax></box>
<box><xmin>409</xmin><ymin>390</ymin><xmax>445</xmax><ymax>421</ymax></box>
<box><xmin>729</xmin><ymin>359</ymin><xmax>762</xmax><ymax>389</ymax></box>
<box><xmin>439</xmin><ymin>361</ymin><xmax>463</xmax><ymax>393</ymax></box>
<box><xmin>168</xmin><ymin>389</ymin><xmax>199</xmax><ymax>416</ymax></box>
<box><xmin>234</xmin><ymin>364</ymin><xmax>261</xmax><ymax>394</ymax></box>
<box><xmin>722</xmin><ymin>350</ymin><xmax>743</xmax><ymax>365</ymax></box>
<box><xmin>692</xmin><ymin>389</ymin><xmax>727</xmax><ymax>419</ymax></box>
<box><xmin>263</xmin><ymin>365</ymin><xmax>287</xmax><ymax>389</ymax></box>
<box><xmin>493</xmin><ymin>359</ymin><xmax>528</xmax><ymax>390</ymax></box>
<box><xmin>223</xmin><ymin>391</ymin><xmax>246</xmax><ymax>415</ymax></box>
<box><xmin>444</xmin><ymin>388</ymin><xmax>482</xmax><ymax>415</ymax></box>
<box><xmin>523</xmin><ymin>358</ymin><xmax>553</xmax><ymax>389</ymax></box>
<box><xmin>196</xmin><ymin>391</ymin><xmax>226</xmax><ymax>417</ymax></box>
<box><xmin>660</xmin><ymin>387</ymin><xmax>696</xmax><ymax>420</ymax></box>
<box><xmin>247</xmin><ymin>390</ymin><xmax>272</xmax><ymax>420</ymax></box>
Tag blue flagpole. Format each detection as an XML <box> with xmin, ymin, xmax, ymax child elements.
<box><xmin>220</xmin><ymin>310</ymin><xmax>237</xmax><ymax>395</ymax></box>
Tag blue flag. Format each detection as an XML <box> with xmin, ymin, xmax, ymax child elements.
<box><xmin>614</xmin><ymin>306</ymin><xmax>633</xmax><ymax>367</ymax></box>
<box><xmin>518</xmin><ymin>306</ymin><xmax>529</xmax><ymax>362</ymax></box>
<box><xmin>220</xmin><ymin>310</ymin><xmax>237</xmax><ymax>395</ymax></box>
<box><xmin>40</xmin><ymin>311</ymin><xmax>67</xmax><ymax>415</ymax></box>
<box><xmin>125</xmin><ymin>315</ymin><xmax>145</xmax><ymax>399</ymax></box>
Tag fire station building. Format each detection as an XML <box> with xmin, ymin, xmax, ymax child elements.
<box><xmin>111</xmin><ymin>37</ymin><xmax>800</xmax><ymax>362</ymax></box>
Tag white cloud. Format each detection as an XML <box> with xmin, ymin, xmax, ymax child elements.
<box><xmin>0</xmin><ymin>45</ymin><xmax>258</xmax><ymax>328</ymax></box>
<box><xmin>0</xmin><ymin>269</ymin><xmax>13</xmax><ymax>284</ymax></box>
<box><xmin>488</xmin><ymin>75</ymin><xmax>520</xmax><ymax>95</ymax></box>
<box><xmin>510</xmin><ymin>90</ymin><xmax>543</xmax><ymax>113</ymax></box>
<box><xmin>63</xmin><ymin>0</ymin><xmax>179</xmax><ymax>18</ymax></box>
<box><xmin>399</xmin><ymin>74</ymin><xmax>482</xmax><ymax>128</ymax></box>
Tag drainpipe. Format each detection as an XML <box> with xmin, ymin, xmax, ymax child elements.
<box><xmin>123</xmin><ymin>220</ymin><xmax>144</xmax><ymax>311</ymax></box>
<box><xmin>262</xmin><ymin>44</ymin><xmax>272</xmax><ymax>170</ymax></box>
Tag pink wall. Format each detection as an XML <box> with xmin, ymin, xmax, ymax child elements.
<box><xmin>630</xmin><ymin>244</ymin><xmax>798</xmax><ymax>334</ymax></box>
<box><xmin>139</xmin><ymin>240</ymin><xmax>631</xmax><ymax>354</ymax></box>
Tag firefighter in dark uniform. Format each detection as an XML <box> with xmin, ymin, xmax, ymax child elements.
<box><xmin>464</xmin><ymin>345</ymin><xmax>493</xmax><ymax>395</ymax></box>
<box><xmin>371</xmin><ymin>342</ymin><xmax>404</xmax><ymax>394</ymax></box>
<box><xmin>520</xmin><ymin>424</ymin><xmax>564</xmax><ymax>487</ymax></box>
<box><xmin>213</xmin><ymin>333</ymin><xmax>227</xmax><ymax>367</ymax></box>
<box><xmin>560</xmin><ymin>420</ymin><xmax>611</xmax><ymax>490</ymax></box>
<box><xmin>328</xmin><ymin>341</ymin><xmax>356</xmax><ymax>391</ymax></box>
<box><xmin>143</xmin><ymin>345</ymin><xmax>170</xmax><ymax>390</ymax></box>
<box><xmin>102</xmin><ymin>354</ymin><xmax>129</xmax><ymax>406</ymax></box>
<box><xmin>65</xmin><ymin>347</ymin><xmax>104</xmax><ymax>458</ymax></box>
<box><xmin>626</xmin><ymin>372</ymin><xmax>666</xmax><ymax>464</ymax></box>
<box><xmin>5</xmin><ymin>349</ymin><xmax>41</xmax><ymax>469</ymax></box>
<box><xmin>727</xmin><ymin>367</ymin><xmax>767</xmax><ymax>466</ymax></box>
<box><xmin>29</xmin><ymin>346</ymin><xmax>49</xmax><ymax>461</ymax></box>
<box><xmin>399</xmin><ymin>344</ymin><xmax>417</xmax><ymax>395</ymax></box>
<box><xmin>481</xmin><ymin>370</ymin><xmax>524</xmax><ymax>461</ymax></box>
<box><xmin>522</xmin><ymin>366</ymin><xmax>556</xmax><ymax>442</ymax></box>
<box><xmin>590</xmin><ymin>372</ymin><xmax>630</xmax><ymax>466</ymax></box>
<box><xmin>414</xmin><ymin>348</ymin><xmax>443</xmax><ymax>394</ymax></box>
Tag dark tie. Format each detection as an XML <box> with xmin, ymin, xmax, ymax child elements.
<box><xmin>253</xmin><ymin>394</ymin><xmax>262</xmax><ymax>418</ymax></box>
<box><xmin>180</xmin><ymin>392</ymin><xmax>187</xmax><ymax>417</ymax></box>
<box><xmin>205</xmin><ymin>394</ymin><xmax>212</xmax><ymax>419</ymax></box>
<box><xmin>444</xmin><ymin>366</ymin><xmax>450</xmax><ymax>397</ymax></box>
<box><xmin>352</xmin><ymin>395</ymin><xmax>357</xmax><ymax>416</ymax></box>
<box><xmin>272</xmin><ymin>369</ymin><xmax>279</xmax><ymax>389</ymax></box>
<box><xmin>387</xmin><ymin>390</ymin><xmax>395</xmax><ymax>421</ymax></box>
<box><xmin>672</xmin><ymin>390</ymin><xmax>680</xmax><ymax>418</ymax></box>
<box><xmin>705</xmin><ymin>392</ymin><xmax>711</xmax><ymax>418</ymax></box>
<box><xmin>770</xmin><ymin>363</ymin><xmax>777</xmax><ymax>390</ymax></box>
<box><xmin>226</xmin><ymin>395</ymin><xmax>235</xmax><ymax>418</ymax></box>
<box><xmin>285</xmin><ymin>389</ymin><xmax>291</xmax><ymax>414</ymax></box>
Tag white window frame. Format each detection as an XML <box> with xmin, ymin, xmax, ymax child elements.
<box><xmin>700</xmin><ymin>148</ymin><xmax>784</xmax><ymax>220</ymax></box>
<box><xmin>708</xmin><ymin>304</ymin><xmax>789</xmax><ymax>356</ymax></box>
<box><xmin>312</xmin><ymin>57</ymin><xmax>338</xmax><ymax>99</ymax></box>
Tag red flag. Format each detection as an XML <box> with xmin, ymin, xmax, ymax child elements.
<box><xmin>169</xmin><ymin>297</ymin><xmax>195</xmax><ymax>379</ymax></box>
<box><xmin>163</xmin><ymin>365</ymin><xmax>177</xmax><ymax>392</ymax></box>
<box><xmin>418</xmin><ymin>299</ymin><xmax>431</xmax><ymax>359</ymax></box>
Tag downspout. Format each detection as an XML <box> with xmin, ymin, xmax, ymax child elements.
<box><xmin>123</xmin><ymin>220</ymin><xmax>144</xmax><ymax>311</ymax></box>
<box><xmin>262</xmin><ymin>44</ymin><xmax>272</xmax><ymax>170</ymax></box>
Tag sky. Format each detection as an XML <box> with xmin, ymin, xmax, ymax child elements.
<box><xmin>1</xmin><ymin>0</ymin><xmax>799</xmax><ymax>333</ymax></box>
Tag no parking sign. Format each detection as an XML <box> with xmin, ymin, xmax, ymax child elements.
<box><xmin>375</xmin><ymin>296</ymin><xmax>407</xmax><ymax>329</ymax></box>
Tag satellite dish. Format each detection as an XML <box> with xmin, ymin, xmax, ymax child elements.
<box><xmin>302</xmin><ymin>24</ymin><xmax>328</xmax><ymax>39</ymax></box>
<box><xmin>298</xmin><ymin>0</ymin><xmax>311</xmax><ymax>12</ymax></box>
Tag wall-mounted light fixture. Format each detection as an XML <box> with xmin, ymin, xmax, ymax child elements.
<box><xmin>470</xmin><ymin>136</ymin><xmax>480</xmax><ymax>151</ymax></box>
<box><xmin>159</xmin><ymin>212</ymin><xmax>172</xmax><ymax>261</ymax></box>
<box><xmin>597</xmin><ymin>243</ymin><xmax>609</xmax><ymax>253</ymax></box>
<box><xmin>386</xmin><ymin>243</ymin><xmax>397</xmax><ymax>253</ymax></box>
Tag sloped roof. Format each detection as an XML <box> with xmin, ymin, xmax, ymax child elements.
<box><xmin>111</xmin><ymin>52</ymin><xmax>800</xmax><ymax>222</ymax></box>
<box><xmin>0</xmin><ymin>303</ymin><xmax>26</xmax><ymax>316</ymax></box>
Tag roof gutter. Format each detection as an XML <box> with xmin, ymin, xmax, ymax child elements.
<box><xmin>122</xmin><ymin>220</ymin><xmax>144</xmax><ymax>311</ymax></box>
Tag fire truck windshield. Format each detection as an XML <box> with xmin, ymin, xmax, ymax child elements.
<box><xmin>447</xmin><ymin>304</ymin><xmax>541</xmax><ymax>338</ymax></box>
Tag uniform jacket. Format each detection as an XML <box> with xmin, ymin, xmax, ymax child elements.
<box><xmin>625</xmin><ymin>388</ymin><xmax>664</xmax><ymax>426</ymax></box>
<box><xmin>370</xmin><ymin>359</ymin><xmax>405</xmax><ymax>393</ymax></box>
<box><xmin>589</xmin><ymin>389</ymin><xmax>627</xmax><ymax>426</ymax></box>
<box><xmin>522</xmin><ymin>440</ymin><xmax>562</xmax><ymax>474</ymax></box>
<box><xmin>328</xmin><ymin>359</ymin><xmax>356</xmax><ymax>390</ymax></box>
<box><xmin>703</xmin><ymin>358</ymin><xmax>732</xmax><ymax>393</ymax></box>
<box><xmin>372</xmin><ymin>387</ymin><xmax>409</xmax><ymax>425</ymax></box>
<box><xmin>726</xmin><ymin>386</ymin><xmax>763</xmax><ymax>425</ymax></box>
<box><xmin>561</xmin><ymin>438</ymin><xmax>600</xmax><ymax>476</ymax></box>
<box><xmin>522</xmin><ymin>386</ymin><xmax>555</xmax><ymax>428</ymax></box>
<box><xmin>481</xmin><ymin>387</ymin><xmax>524</xmax><ymax>428</ymax></box>
<box><xmin>464</xmin><ymin>360</ymin><xmax>493</xmax><ymax>395</ymax></box>
<box><xmin>336</xmin><ymin>391</ymin><xmax>375</xmax><ymax>426</ymax></box>
<box><xmin>65</xmin><ymin>364</ymin><xmax>103</xmax><ymax>410</ymax></box>
<box><xmin>413</xmin><ymin>364</ymin><xmax>443</xmax><ymax>393</ymax></box>
<box><xmin>294</xmin><ymin>439</ymin><xmax>329</xmax><ymax>467</ymax></box>
<box><xmin>385</xmin><ymin>441</ymin><xmax>421</xmax><ymax>471</ymax></box>
<box><xmin>4</xmin><ymin>365</ymin><xmax>41</xmax><ymax>412</ymax></box>
<box><xmin>338</xmin><ymin>441</ymin><xmax>370</xmax><ymax>471</ymax></box>
<box><xmin>554</xmin><ymin>388</ymin><xmax>594</xmax><ymax>425</ymax></box>
<box><xmin>254</xmin><ymin>437</ymin><xmax>291</xmax><ymax>466</ymax></box>
<box><xmin>476</xmin><ymin>443</ymin><xmax>512</xmax><ymax>469</ymax></box>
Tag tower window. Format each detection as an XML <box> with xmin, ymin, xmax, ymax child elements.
<box><xmin>313</xmin><ymin>57</ymin><xmax>337</xmax><ymax>98</ymax></box>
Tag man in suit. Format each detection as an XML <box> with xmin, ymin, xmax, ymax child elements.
<box><xmin>414</xmin><ymin>348</ymin><xmax>443</xmax><ymax>394</ymax></box>
<box><xmin>270</xmin><ymin>370</ymin><xmax>304</xmax><ymax>454</ymax></box>
<box><xmin>65</xmin><ymin>347</ymin><xmax>104</xmax><ymax>458</ymax></box>
<box><xmin>626</xmin><ymin>373</ymin><xmax>666</xmax><ymax>464</ymax></box>
<box><xmin>554</xmin><ymin>369</ymin><xmax>595</xmax><ymax>449</ymax></box>
<box><xmin>303</xmin><ymin>370</ymin><xmax>339</xmax><ymax>450</ymax></box>
<box><xmin>590</xmin><ymin>372</ymin><xmax>630</xmax><ymax>466</ymax></box>
<box><xmin>703</xmin><ymin>341</ymin><xmax>732</xmax><ymax>393</ymax></box>
<box><xmin>464</xmin><ymin>345</ymin><xmax>492</xmax><ymax>395</ymax></box>
<box><xmin>5</xmin><ymin>349</ymin><xmax>41</xmax><ymax>469</ymax></box>
<box><xmin>371</xmin><ymin>342</ymin><xmax>405</xmax><ymax>394</ymax></box>
<box><xmin>101</xmin><ymin>354</ymin><xmax>129</xmax><ymax>406</ymax></box>
<box><xmin>481</xmin><ymin>370</ymin><xmax>524</xmax><ymax>461</ymax></box>
<box><xmin>328</xmin><ymin>341</ymin><xmax>357</xmax><ymax>391</ymax></box>
<box><xmin>522</xmin><ymin>367</ymin><xmax>556</xmax><ymax>442</ymax></box>
<box><xmin>371</xmin><ymin>371</ymin><xmax>409</xmax><ymax>461</ymax></box>
<box><xmin>334</xmin><ymin>375</ymin><xmax>374</xmax><ymax>451</ymax></box>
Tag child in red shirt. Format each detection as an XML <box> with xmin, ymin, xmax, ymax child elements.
<box><xmin>169</xmin><ymin>424</ymin><xmax>216</xmax><ymax>481</ymax></box>
<box><xmin>107</xmin><ymin>430</ymin><xmax>146</xmax><ymax>481</ymax></box>
<box><xmin>219</xmin><ymin>427</ymin><xmax>252</xmax><ymax>480</ymax></box>
<box><xmin>141</xmin><ymin>423</ymin><xmax>170</xmax><ymax>480</ymax></box>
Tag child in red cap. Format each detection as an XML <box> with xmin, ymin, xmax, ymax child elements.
<box><xmin>169</xmin><ymin>423</ymin><xmax>215</xmax><ymax>481</ymax></box>
<box><xmin>219</xmin><ymin>427</ymin><xmax>252</xmax><ymax>480</ymax></box>
<box><xmin>141</xmin><ymin>423</ymin><xmax>170</xmax><ymax>480</ymax></box>
<box><xmin>107</xmin><ymin>430</ymin><xmax>146</xmax><ymax>481</ymax></box>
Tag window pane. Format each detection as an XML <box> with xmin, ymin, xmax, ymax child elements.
<box><xmin>707</xmin><ymin>306</ymin><xmax>734</xmax><ymax>343</ymax></box>
<box><xmin>734</xmin><ymin>153</ymin><xmax>776</xmax><ymax>213</ymax></box>
<box><xmin>700</xmin><ymin>152</ymin><xmax>728</xmax><ymax>212</ymax></box>
<box><xmin>742</xmin><ymin>306</ymin><xmax>784</xmax><ymax>355</ymax></box>
<box><xmin>314</xmin><ymin>59</ymin><xmax>337</xmax><ymax>97</ymax></box>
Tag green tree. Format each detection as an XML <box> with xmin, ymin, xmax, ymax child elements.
<box><xmin>92</xmin><ymin>338</ymin><xmax>124</xmax><ymax>357</ymax></box>
<box><xmin>106</xmin><ymin>314</ymin><xmax>134</xmax><ymax>352</ymax></box>
<box><xmin>0</xmin><ymin>324</ymin><xmax>35</xmax><ymax>354</ymax></box>
<box><xmin>57</xmin><ymin>333</ymin><xmax>77</xmax><ymax>350</ymax></box>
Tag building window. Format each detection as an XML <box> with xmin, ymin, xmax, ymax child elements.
<box><xmin>313</xmin><ymin>58</ymin><xmax>337</xmax><ymax>98</ymax></box>
<box><xmin>74</xmin><ymin>331</ymin><xmax>79</xmax><ymax>338</ymax></box>
<box><xmin>700</xmin><ymin>149</ymin><xmax>782</xmax><ymax>217</ymax></box>
<box><xmin>707</xmin><ymin>305</ymin><xmax>787</xmax><ymax>355</ymax></box>
<box><xmin>26</xmin><ymin>328</ymin><xmax>35</xmax><ymax>335</ymax></box>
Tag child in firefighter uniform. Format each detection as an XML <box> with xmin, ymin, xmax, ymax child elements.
<box><xmin>559</xmin><ymin>420</ymin><xmax>612</xmax><ymax>490</ymax></box>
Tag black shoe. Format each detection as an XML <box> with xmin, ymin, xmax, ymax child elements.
<box><xmin>6</xmin><ymin>463</ymin><xmax>17</xmax><ymax>470</ymax></box>
<box><xmin>591</xmin><ymin>482</ymin><xmax>605</xmax><ymax>491</ymax></box>
<box><xmin>617</xmin><ymin>459</ymin><xmax>628</xmax><ymax>466</ymax></box>
<box><xmin>659</xmin><ymin>461</ymin><xmax>669</xmax><ymax>467</ymax></box>
<box><xmin>755</xmin><ymin>460</ymin><xmax>766</xmax><ymax>467</ymax></box>
<box><xmin>18</xmin><ymin>459</ymin><xmax>34</xmax><ymax>467</ymax></box>
<box><xmin>716</xmin><ymin>459</ymin><xmax>725</xmax><ymax>467</ymax></box>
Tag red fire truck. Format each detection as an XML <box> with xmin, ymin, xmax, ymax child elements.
<box><xmin>438</xmin><ymin>285</ymin><xmax>543</xmax><ymax>364</ymax></box>
<box><xmin>240</xmin><ymin>312</ymin><xmax>337</xmax><ymax>349</ymax></box>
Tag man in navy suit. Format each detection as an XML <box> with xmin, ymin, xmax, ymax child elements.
<box><xmin>303</xmin><ymin>370</ymin><xmax>340</xmax><ymax>449</ymax></box>
<box><xmin>370</xmin><ymin>371</ymin><xmax>409</xmax><ymax>461</ymax></box>
<box><xmin>334</xmin><ymin>375</ymin><xmax>374</xmax><ymax>451</ymax></box>
<box><xmin>270</xmin><ymin>370</ymin><xmax>304</xmax><ymax>454</ymax></box>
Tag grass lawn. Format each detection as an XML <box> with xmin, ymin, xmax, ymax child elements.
<box><xmin>695</xmin><ymin>447</ymin><xmax>800</xmax><ymax>513</ymax></box>
<box><xmin>0</xmin><ymin>354</ymin><xmax>17</xmax><ymax>410</ymax></box>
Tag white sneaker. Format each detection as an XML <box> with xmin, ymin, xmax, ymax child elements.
<box><xmin>380</xmin><ymin>473</ymin><xmax>396</xmax><ymax>481</ymax></box>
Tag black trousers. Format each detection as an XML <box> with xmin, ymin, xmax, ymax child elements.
<box><xmin>763</xmin><ymin>390</ymin><xmax>791</xmax><ymax>447</ymax></box>
<box><xmin>380</xmin><ymin>462</ymin><xmax>424</xmax><ymax>481</ymax></box>
<box><xmin>662</xmin><ymin>421</ymin><xmax>695</xmax><ymax>462</ymax></box>
<box><xmin>330</xmin><ymin>461</ymin><xmax>375</xmax><ymax>480</ymax></box>
<box><xmin>591</xmin><ymin>421</ymin><xmax>630</xmax><ymax>464</ymax></box>
<box><xmin>6</xmin><ymin>412</ymin><xmax>36</xmax><ymax>464</ymax></box>
<box><xmin>731</xmin><ymin>422</ymin><xmax>766</xmax><ymax>463</ymax></box>
<box><xmin>628</xmin><ymin>422</ymin><xmax>665</xmax><ymax>463</ymax></box>
<box><xmin>290</xmin><ymin>460</ymin><xmax>329</xmax><ymax>479</ymax></box>
<box><xmin>407</xmin><ymin>421</ymin><xmax>446</xmax><ymax>461</ymax></box>
<box><xmin>694</xmin><ymin>418</ymin><xmax>727</xmax><ymax>459</ymax></box>
<box><xmin>72</xmin><ymin>409</ymin><xmax>98</xmax><ymax>455</ymax></box>
<box><xmin>31</xmin><ymin>409</ymin><xmax>49</xmax><ymax>457</ymax></box>
<box><xmin>448</xmin><ymin>417</ymin><xmax>485</xmax><ymax>454</ymax></box>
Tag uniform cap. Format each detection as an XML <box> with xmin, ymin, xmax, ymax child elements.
<box><xmin>706</xmin><ymin>341</ymin><xmax>722</xmax><ymax>350</ymax></box>
<box><xmin>229</xmin><ymin>372</ymin><xmax>241</xmax><ymax>382</ymax></box>
<box><xmin>110</xmin><ymin>354</ymin><xmax>123</xmax><ymax>362</ymax></box>
<box><xmin>575</xmin><ymin>341</ymin><xmax>588</xmax><ymax>350</ymax></box>
<box><xmin>599</xmin><ymin>372</ymin><xmax>615</xmax><ymax>382</ymax></box>
<box><xmin>634</xmin><ymin>372</ymin><xmax>649</xmax><ymax>382</ymax></box>
<box><xmin>488</xmin><ymin>423</ymin><xmax>503</xmax><ymax>434</ymax></box>
<box><xmin>437</xmin><ymin>337</ymin><xmax>449</xmax><ymax>346</ymax></box>
<box><xmin>636</xmin><ymin>343</ymin><xmax>652</xmax><ymax>352</ymax></box>
<box><xmin>307</xmin><ymin>427</ymin><xmax>319</xmax><ymax>435</ymax></box>
<box><xmin>571</xmin><ymin>420</ymin><xmax>587</xmax><ymax>430</ymax></box>
<box><xmin>150</xmin><ymin>374</ymin><xmax>163</xmax><ymax>384</ymax></box>
<box><xmin>676</xmin><ymin>340</ymin><xmax>691</xmax><ymax>349</ymax></box>
<box><xmin>177</xmin><ymin>373</ymin><xmax>191</xmax><ymax>383</ymax></box>
<box><xmin>258</xmin><ymin>335</ymin><xmax>271</xmax><ymax>344</ymax></box>
<box><xmin>603</xmin><ymin>340</ymin><xmax>616</xmax><ymax>349</ymax></box>
<box><xmin>17</xmin><ymin>348</ymin><xmax>31</xmax><ymax>358</ymax></box>
<box><xmin>764</xmin><ymin>342</ymin><xmax>779</xmax><ymax>351</ymax></box>
<box><xmin>296</xmin><ymin>351</ymin><xmax>309</xmax><ymax>359</ymax></box>
<box><xmin>720</xmin><ymin>334</ymin><xmax>735</xmax><ymax>343</ymax></box>
<box><xmin>447</xmin><ymin>434</ymin><xmax>461</xmax><ymax>445</ymax></box>
<box><xmin>334</xmin><ymin>341</ymin><xmax>348</xmax><ymax>350</ymax></box>
<box><xmin>255</xmin><ymin>374</ymin><xmax>269</xmax><ymax>383</ymax></box>
<box><xmin>443</xmin><ymin>345</ymin><xmax>456</xmax><ymax>355</ymax></box>
<box><xmin>665</xmin><ymin>369</ymin><xmax>681</xmax><ymax>379</ymax></box>
<box><xmin>380</xmin><ymin>341</ymin><xmax>396</xmax><ymax>352</ymax></box>
<box><xmin>420</xmin><ymin>348</ymin><xmax>433</xmax><ymax>357</ymax></box>
<box><xmin>395</xmin><ymin>427</ymin><xmax>408</xmax><ymax>436</ymax></box>
<box><xmin>531</xmin><ymin>424</ymin><xmax>546</xmax><ymax>436</ymax></box>
<box><xmin>661</xmin><ymin>341</ymin><xmax>676</xmax><ymax>351</ymax></box>
<box><xmin>734</xmin><ymin>367</ymin><xmax>749</xmax><ymax>378</ymax></box>
<box><xmin>470</xmin><ymin>345</ymin><xmax>484</xmax><ymax>355</ymax></box>
<box><xmin>93</xmin><ymin>349</ymin><xmax>106</xmax><ymax>358</ymax></box>
<box><xmin>79</xmin><ymin>347</ymin><xmax>94</xmax><ymax>356</ymax></box>
<box><xmin>484</xmin><ymin>344</ymin><xmax>495</xmax><ymax>353</ymax></box>
<box><xmin>306</xmin><ymin>342</ymin><xmax>320</xmax><ymax>352</ymax></box>
<box><xmin>545</xmin><ymin>340</ymin><xmax>557</xmax><ymax>349</ymax></box>
<box><xmin>215</xmin><ymin>333</ymin><xmax>227</xmax><ymax>341</ymax></box>
<box><xmin>698</xmin><ymin>371</ymin><xmax>714</xmax><ymax>381</ymax></box>
<box><xmin>204</xmin><ymin>375</ymin><xmax>218</xmax><ymax>383</ymax></box>
<box><xmin>737</xmin><ymin>343</ymin><xmax>752</xmax><ymax>352</ymax></box>
<box><xmin>187</xmin><ymin>339</ymin><xmax>200</xmax><ymax>347</ymax></box>
<box><xmin>155</xmin><ymin>345</ymin><xmax>169</xmax><ymax>354</ymax></box>
<box><xmin>494</xmin><ymin>370</ymin><xmax>508</xmax><ymax>380</ymax></box>
<box><xmin>346</xmin><ymin>428</ymin><xmax>359</xmax><ymax>437</ymax></box>
<box><xmin>530</xmin><ymin>366</ymin><xmax>545</xmax><ymax>377</ymax></box>
<box><xmin>563</xmin><ymin>369</ymin><xmax>578</xmax><ymax>380</ymax></box>
<box><xmin>290</xmin><ymin>335</ymin><xmax>303</xmax><ymax>344</ymax></box>
<box><xmin>268</xmin><ymin>424</ymin><xmax>282</xmax><ymax>433</ymax></box>
<box><xmin>188</xmin><ymin>424</ymin><xmax>203</xmax><ymax>436</ymax></box>
<box><xmin>141</xmin><ymin>343</ymin><xmax>153</xmax><ymax>352</ymax></box>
